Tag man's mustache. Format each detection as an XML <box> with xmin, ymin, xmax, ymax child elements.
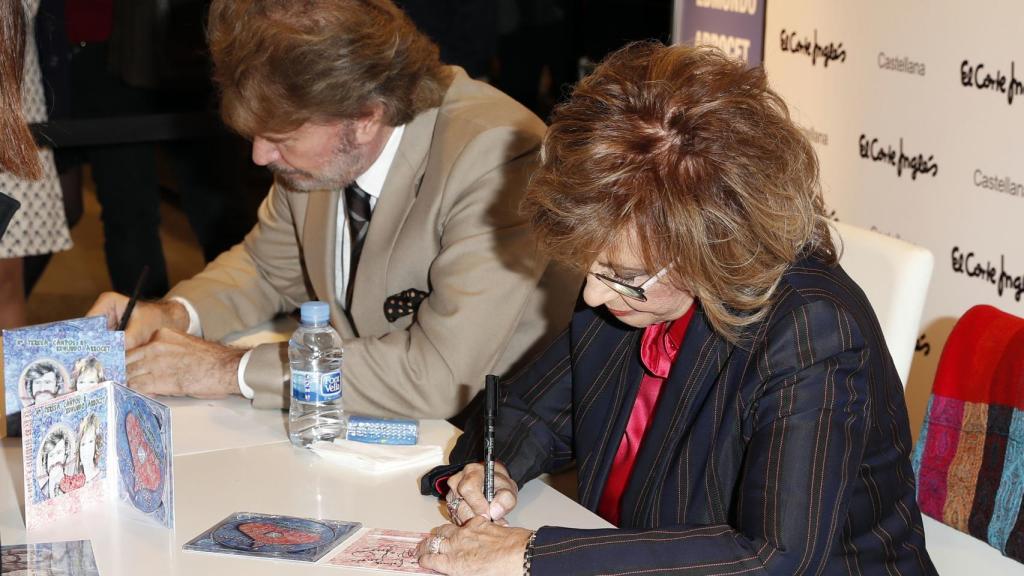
<box><xmin>268</xmin><ymin>164</ymin><xmax>314</xmax><ymax>179</ymax></box>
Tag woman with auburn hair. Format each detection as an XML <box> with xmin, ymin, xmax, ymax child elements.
<box><xmin>418</xmin><ymin>43</ymin><xmax>936</xmax><ymax>575</ymax></box>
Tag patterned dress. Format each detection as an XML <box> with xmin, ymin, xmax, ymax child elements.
<box><xmin>0</xmin><ymin>0</ymin><xmax>72</xmax><ymax>259</ymax></box>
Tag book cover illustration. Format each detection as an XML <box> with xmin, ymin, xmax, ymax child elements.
<box><xmin>22</xmin><ymin>386</ymin><xmax>110</xmax><ymax>530</ymax></box>
<box><xmin>4</xmin><ymin>317</ymin><xmax>123</xmax><ymax>436</ymax></box>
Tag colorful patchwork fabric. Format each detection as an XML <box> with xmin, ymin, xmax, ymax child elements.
<box><xmin>913</xmin><ymin>305</ymin><xmax>1024</xmax><ymax>562</ymax></box>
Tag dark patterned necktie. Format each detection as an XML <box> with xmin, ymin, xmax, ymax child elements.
<box><xmin>344</xmin><ymin>182</ymin><xmax>373</xmax><ymax>308</ymax></box>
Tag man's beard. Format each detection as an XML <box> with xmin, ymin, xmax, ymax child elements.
<box><xmin>269</xmin><ymin>129</ymin><xmax>364</xmax><ymax>192</ymax></box>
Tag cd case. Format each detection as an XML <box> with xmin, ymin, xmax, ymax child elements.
<box><xmin>21</xmin><ymin>381</ymin><xmax>174</xmax><ymax>530</ymax></box>
<box><xmin>184</xmin><ymin>512</ymin><xmax>361</xmax><ymax>563</ymax></box>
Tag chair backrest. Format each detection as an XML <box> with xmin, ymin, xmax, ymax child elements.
<box><xmin>831</xmin><ymin>221</ymin><xmax>934</xmax><ymax>386</ymax></box>
<box><xmin>912</xmin><ymin>305</ymin><xmax>1024</xmax><ymax>561</ymax></box>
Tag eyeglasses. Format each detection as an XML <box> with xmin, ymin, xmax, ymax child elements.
<box><xmin>590</xmin><ymin>267</ymin><xmax>669</xmax><ymax>302</ymax></box>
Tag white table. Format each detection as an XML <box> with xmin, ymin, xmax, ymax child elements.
<box><xmin>921</xmin><ymin>515</ymin><xmax>1024</xmax><ymax>575</ymax></box>
<box><xmin>0</xmin><ymin>397</ymin><xmax>611</xmax><ymax>574</ymax></box>
<box><xmin>4</xmin><ymin>397</ymin><xmax>1023</xmax><ymax>574</ymax></box>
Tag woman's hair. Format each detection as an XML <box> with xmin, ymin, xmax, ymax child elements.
<box><xmin>207</xmin><ymin>0</ymin><xmax>453</xmax><ymax>137</ymax></box>
<box><xmin>524</xmin><ymin>42</ymin><xmax>835</xmax><ymax>343</ymax></box>
<box><xmin>79</xmin><ymin>413</ymin><xmax>103</xmax><ymax>466</ymax></box>
<box><xmin>26</xmin><ymin>361</ymin><xmax>63</xmax><ymax>396</ymax></box>
<box><xmin>0</xmin><ymin>0</ymin><xmax>41</xmax><ymax>179</ymax></box>
<box><xmin>71</xmin><ymin>356</ymin><xmax>105</xmax><ymax>385</ymax></box>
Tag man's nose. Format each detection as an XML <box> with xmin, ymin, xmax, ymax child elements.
<box><xmin>251</xmin><ymin>137</ymin><xmax>280</xmax><ymax>166</ymax></box>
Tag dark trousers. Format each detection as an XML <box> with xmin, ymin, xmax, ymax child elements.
<box><xmin>61</xmin><ymin>42</ymin><xmax>168</xmax><ymax>298</ymax></box>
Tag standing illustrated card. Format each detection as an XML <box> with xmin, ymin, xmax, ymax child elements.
<box><xmin>114</xmin><ymin>383</ymin><xmax>174</xmax><ymax>527</ymax></box>
<box><xmin>328</xmin><ymin>529</ymin><xmax>436</xmax><ymax>574</ymax></box>
<box><xmin>4</xmin><ymin>316</ymin><xmax>124</xmax><ymax>437</ymax></box>
<box><xmin>0</xmin><ymin>540</ymin><xmax>100</xmax><ymax>575</ymax></box>
<box><xmin>22</xmin><ymin>381</ymin><xmax>173</xmax><ymax>530</ymax></box>
<box><xmin>184</xmin><ymin>512</ymin><xmax>361</xmax><ymax>563</ymax></box>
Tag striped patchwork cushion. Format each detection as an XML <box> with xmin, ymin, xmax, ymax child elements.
<box><xmin>913</xmin><ymin>305</ymin><xmax>1024</xmax><ymax>561</ymax></box>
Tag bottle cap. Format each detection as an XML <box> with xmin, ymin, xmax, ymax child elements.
<box><xmin>300</xmin><ymin>301</ymin><xmax>330</xmax><ymax>325</ymax></box>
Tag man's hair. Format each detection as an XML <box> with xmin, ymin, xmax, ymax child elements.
<box><xmin>42</xmin><ymin>428</ymin><xmax>69</xmax><ymax>469</ymax></box>
<box><xmin>207</xmin><ymin>0</ymin><xmax>453</xmax><ymax>136</ymax></box>
<box><xmin>523</xmin><ymin>42</ymin><xmax>835</xmax><ymax>343</ymax></box>
<box><xmin>0</xmin><ymin>0</ymin><xmax>41</xmax><ymax>179</ymax></box>
<box><xmin>26</xmin><ymin>361</ymin><xmax>63</xmax><ymax>397</ymax></box>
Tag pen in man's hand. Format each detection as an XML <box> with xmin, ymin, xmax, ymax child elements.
<box><xmin>117</xmin><ymin>265</ymin><xmax>149</xmax><ymax>332</ymax></box>
<box><xmin>484</xmin><ymin>374</ymin><xmax>498</xmax><ymax>509</ymax></box>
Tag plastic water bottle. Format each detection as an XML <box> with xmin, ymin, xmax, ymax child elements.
<box><xmin>288</xmin><ymin>301</ymin><xmax>345</xmax><ymax>447</ymax></box>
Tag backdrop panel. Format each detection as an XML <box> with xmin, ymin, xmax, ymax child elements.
<box><xmin>673</xmin><ymin>0</ymin><xmax>766</xmax><ymax>64</ymax></box>
<box><xmin>762</xmin><ymin>0</ymin><xmax>1024</xmax><ymax>436</ymax></box>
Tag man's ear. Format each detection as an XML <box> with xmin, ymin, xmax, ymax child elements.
<box><xmin>351</xmin><ymin>102</ymin><xmax>387</xmax><ymax>145</ymax></box>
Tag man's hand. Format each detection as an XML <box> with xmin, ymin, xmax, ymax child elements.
<box><xmin>87</xmin><ymin>292</ymin><xmax>191</xmax><ymax>349</ymax></box>
<box><xmin>126</xmin><ymin>328</ymin><xmax>245</xmax><ymax>398</ymax></box>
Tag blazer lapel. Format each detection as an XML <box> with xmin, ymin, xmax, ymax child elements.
<box><xmin>348</xmin><ymin>107</ymin><xmax>438</xmax><ymax>335</ymax></box>
<box><xmin>302</xmin><ymin>188</ymin><xmax>354</xmax><ymax>338</ymax></box>
<box><xmin>572</xmin><ymin>313</ymin><xmax>646</xmax><ymax>510</ymax></box>
<box><xmin>619</xmin><ymin>305</ymin><xmax>733</xmax><ymax>526</ymax></box>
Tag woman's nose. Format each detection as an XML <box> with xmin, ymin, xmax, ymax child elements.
<box><xmin>582</xmin><ymin>274</ymin><xmax>621</xmax><ymax>308</ymax></box>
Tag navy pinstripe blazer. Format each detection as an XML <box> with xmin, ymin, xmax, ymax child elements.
<box><xmin>437</xmin><ymin>256</ymin><xmax>937</xmax><ymax>575</ymax></box>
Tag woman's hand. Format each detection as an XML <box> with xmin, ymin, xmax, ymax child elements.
<box><xmin>445</xmin><ymin>462</ymin><xmax>518</xmax><ymax>524</ymax></box>
<box><xmin>416</xmin><ymin>517</ymin><xmax>533</xmax><ymax>576</ymax></box>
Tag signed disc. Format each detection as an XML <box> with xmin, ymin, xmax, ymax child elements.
<box><xmin>212</xmin><ymin>516</ymin><xmax>337</xmax><ymax>554</ymax></box>
<box><xmin>116</xmin><ymin>396</ymin><xmax>167</xmax><ymax>513</ymax></box>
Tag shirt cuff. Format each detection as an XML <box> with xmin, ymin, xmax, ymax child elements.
<box><xmin>419</xmin><ymin>462</ymin><xmax>471</xmax><ymax>497</ymax></box>
<box><xmin>168</xmin><ymin>296</ymin><xmax>203</xmax><ymax>337</ymax></box>
<box><xmin>237</xmin><ymin>350</ymin><xmax>255</xmax><ymax>399</ymax></box>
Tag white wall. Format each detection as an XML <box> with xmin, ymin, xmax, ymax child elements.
<box><xmin>762</xmin><ymin>1</ymin><xmax>1024</xmax><ymax>435</ymax></box>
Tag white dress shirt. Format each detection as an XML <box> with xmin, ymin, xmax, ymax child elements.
<box><xmin>173</xmin><ymin>125</ymin><xmax>405</xmax><ymax>398</ymax></box>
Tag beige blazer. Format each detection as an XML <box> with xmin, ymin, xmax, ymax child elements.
<box><xmin>168</xmin><ymin>69</ymin><xmax>581</xmax><ymax>418</ymax></box>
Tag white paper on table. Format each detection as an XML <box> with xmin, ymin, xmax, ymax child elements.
<box><xmin>311</xmin><ymin>439</ymin><xmax>442</xmax><ymax>474</ymax></box>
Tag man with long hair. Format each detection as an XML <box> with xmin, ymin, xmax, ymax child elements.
<box><xmin>90</xmin><ymin>0</ymin><xmax>579</xmax><ymax>419</ymax></box>
<box><xmin>39</xmin><ymin>428</ymin><xmax>69</xmax><ymax>499</ymax></box>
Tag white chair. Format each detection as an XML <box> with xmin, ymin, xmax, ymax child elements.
<box><xmin>830</xmin><ymin>221</ymin><xmax>934</xmax><ymax>386</ymax></box>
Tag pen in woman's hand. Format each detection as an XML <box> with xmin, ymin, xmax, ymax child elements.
<box><xmin>484</xmin><ymin>374</ymin><xmax>498</xmax><ymax>511</ymax></box>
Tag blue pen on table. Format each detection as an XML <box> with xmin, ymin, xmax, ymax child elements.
<box><xmin>117</xmin><ymin>265</ymin><xmax>149</xmax><ymax>332</ymax></box>
<box><xmin>484</xmin><ymin>374</ymin><xmax>498</xmax><ymax>511</ymax></box>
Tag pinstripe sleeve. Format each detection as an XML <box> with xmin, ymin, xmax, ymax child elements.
<box><xmin>530</xmin><ymin>300</ymin><xmax>873</xmax><ymax>575</ymax></box>
<box><xmin>445</xmin><ymin>326</ymin><xmax>577</xmax><ymax>488</ymax></box>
